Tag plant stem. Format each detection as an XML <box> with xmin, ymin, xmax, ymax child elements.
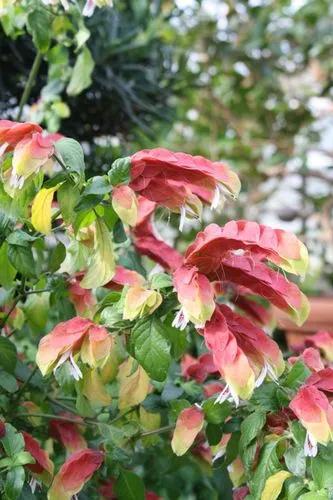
<box><xmin>1</xmin><ymin>278</ymin><xmax>27</xmax><ymax>333</ymax></box>
<box><xmin>0</xmin><ymin>296</ymin><xmax>21</xmax><ymax>331</ymax></box>
<box><xmin>139</xmin><ymin>425</ymin><xmax>174</xmax><ymax>438</ymax></box>
<box><xmin>19</xmin><ymin>406</ymin><xmax>141</xmax><ymax>427</ymax></box>
<box><xmin>14</xmin><ymin>365</ymin><xmax>39</xmax><ymax>401</ymax></box>
<box><xmin>47</xmin><ymin>396</ymin><xmax>80</xmax><ymax>415</ymax></box>
<box><xmin>16</xmin><ymin>51</ymin><xmax>43</xmax><ymax>121</ymax></box>
<box><xmin>52</xmin><ymin>153</ymin><xmax>67</xmax><ymax>172</ymax></box>
<box><xmin>109</xmin><ymin>406</ymin><xmax>137</xmax><ymax>424</ymax></box>
<box><xmin>18</xmin><ymin>413</ymin><xmax>87</xmax><ymax>425</ymax></box>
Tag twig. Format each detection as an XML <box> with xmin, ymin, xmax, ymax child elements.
<box><xmin>0</xmin><ymin>296</ymin><xmax>21</xmax><ymax>331</ymax></box>
<box><xmin>18</xmin><ymin>412</ymin><xmax>89</xmax><ymax>425</ymax></box>
<box><xmin>14</xmin><ymin>366</ymin><xmax>39</xmax><ymax>401</ymax></box>
<box><xmin>16</xmin><ymin>52</ymin><xmax>43</xmax><ymax>121</ymax></box>
<box><xmin>109</xmin><ymin>406</ymin><xmax>137</xmax><ymax>425</ymax></box>
<box><xmin>138</xmin><ymin>425</ymin><xmax>174</xmax><ymax>439</ymax></box>
<box><xmin>47</xmin><ymin>396</ymin><xmax>80</xmax><ymax>415</ymax></box>
<box><xmin>52</xmin><ymin>154</ymin><xmax>68</xmax><ymax>172</ymax></box>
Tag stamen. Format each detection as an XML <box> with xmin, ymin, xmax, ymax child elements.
<box><xmin>61</xmin><ymin>0</ymin><xmax>70</xmax><ymax>10</ymax></box>
<box><xmin>0</xmin><ymin>142</ymin><xmax>8</xmax><ymax>157</ymax></box>
<box><xmin>228</xmin><ymin>384</ymin><xmax>240</xmax><ymax>408</ymax></box>
<box><xmin>214</xmin><ymin>384</ymin><xmax>239</xmax><ymax>407</ymax></box>
<box><xmin>53</xmin><ymin>350</ymin><xmax>71</xmax><ymax>375</ymax></box>
<box><xmin>255</xmin><ymin>364</ymin><xmax>268</xmax><ymax>388</ymax></box>
<box><xmin>179</xmin><ymin>205</ymin><xmax>187</xmax><ymax>232</ymax></box>
<box><xmin>69</xmin><ymin>353</ymin><xmax>83</xmax><ymax>381</ymax></box>
<box><xmin>266</xmin><ymin>363</ymin><xmax>278</xmax><ymax>382</ymax></box>
<box><xmin>212</xmin><ymin>449</ymin><xmax>224</xmax><ymax>463</ymax></box>
<box><xmin>211</xmin><ymin>185</ymin><xmax>220</xmax><ymax>210</ymax></box>
<box><xmin>29</xmin><ymin>477</ymin><xmax>39</xmax><ymax>493</ymax></box>
<box><xmin>82</xmin><ymin>0</ymin><xmax>95</xmax><ymax>16</ymax></box>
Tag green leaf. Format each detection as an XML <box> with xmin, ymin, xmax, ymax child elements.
<box><xmin>8</xmin><ymin>244</ymin><xmax>35</xmax><ymax>278</ymax></box>
<box><xmin>75</xmin><ymin>194</ymin><xmax>105</xmax><ymax>212</ymax></box>
<box><xmin>100</xmin><ymin>306</ymin><xmax>123</xmax><ymax>328</ymax></box>
<box><xmin>75</xmin><ymin>393</ymin><xmax>95</xmax><ymax>418</ymax></box>
<box><xmin>113</xmin><ymin>219</ymin><xmax>127</xmax><ymax>243</ymax></box>
<box><xmin>299</xmin><ymin>492</ymin><xmax>329</xmax><ymax>500</ymax></box>
<box><xmin>18</xmin><ymin>484</ymin><xmax>37</xmax><ymax>500</ymax></box>
<box><xmin>225</xmin><ymin>431</ymin><xmax>241</xmax><ymax>466</ymax></box>
<box><xmin>214</xmin><ymin>431</ymin><xmax>240</xmax><ymax>469</ymax></box>
<box><xmin>0</xmin><ymin>211</ymin><xmax>14</xmax><ymax>245</ymax></box>
<box><xmin>249</xmin><ymin>441</ymin><xmax>281</xmax><ymax>498</ymax></box>
<box><xmin>203</xmin><ymin>399</ymin><xmax>232</xmax><ymax>424</ymax></box>
<box><xmin>15</xmin><ymin>361</ymin><xmax>43</xmax><ymax>390</ymax></box>
<box><xmin>1</xmin><ymin>424</ymin><xmax>24</xmax><ymax>457</ymax></box>
<box><xmin>0</xmin><ymin>243</ymin><xmax>16</xmax><ymax>289</ymax></box>
<box><xmin>150</xmin><ymin>273</ymin><xmax>173</xmax><ymax>289</ymax></box>
<box><xmin>311</xmin><ymin>457</ymin><xmax>333</xmax><ymax>489</ymax></box>
<box><xmin>118</xmin><ymin>250</ymin><xmax>146</xmax><ymax>277</ymax></box>
<box><xmin>4</xmin><ymin>466</ymin><xmax>25</xmax><ymax>500</ymax></box>
<box><xmin>83</xmin><ymin>176</ymin><xmax>112</xmax><ymax>196</ymax></box>
<box><xmin>10</xmin><ymin>451</ymin><xmax>34</xmax><ymax>467</ymax></box>
<box><xmin>285</xmin><ymin>446</ymin><xmax>306</xmax><ymax>476</ymax></box>
<box><xmin>206</xmin><ymin>423</ymin><xmax>224</xmax><ymax>446</ymax></box>
<box><xmin>242</xmin><ymin>441</ymin><xmax>257</xmax><ymax>473</ymax></box>
<box><xmin>240</xmin><ymin>411</ymin><xmax>266</xmax><ymax>450</ymax></box>
<box><xmin>55</xmin><ymin>138</ymin><xmax>85</xmax><ymax>177</ymax></box>
<box><xmin>223</xmin><ymin>417</ymin><xmax>242</xmax><ymax>434</ymax></box>
<box><xmin>23</xmin><ymin>293</ymin><xmax>49</xmax><ymax>333</ymax></box>
<box><xmin>101</xmin><ymin>422</ymin><xmax>139</xmax><ymax>447</ymax></box>
<box><xmin>252</xmin><ymin>383</ymin><xmax>280</xmax><ymax>411</ymax></box>
<box><xmin>132</xmin><ymin>316</ymin><xmax>171</xmax><ymax>382</ymax></box>
<box><xmin>7</xmin><ymin>231</ymin><xmax>38</xmax><ymax>246</ymax></box>
<box><xmin>57</xmin><ymin>181</ymin><xmax>81</xmax><ymax>223</ymax></box>
<box><xmin>115</xmin><ymin>469</ymin><xmax>145</xmax><ymax>500</ymax></box>
<box><xmin>169</xmin><ymin>399</ymin><xmax>191</xmax><ymax>418</ymax></box>
<box><xmin>0</xmin><ymin>337</ymin><xmax>16</xmax><ymax>374</ymax></box>
<box><xmin>108</xmin><ymin>157</ymin><xmax>131</xmax><ymax>186</ymax></box>
<box><xmin>284</xmin><ymin>361</ymin><xmax>311</xmax><ymax>389</ymax></box>
<box><xmin>161</xmin><ymin>317</ymin><xmax>188</xmax><ymax>359</ymax></box>
<box><xmin>284</xmin><ymin>477</ymin><xmax>307</xmax><ymax>500</ymax></box>
<box><xmin>54</xmin><ymin>363</ymin><xmax>75</xmax><ymax>393</ymax></box>
<box><xmin>67</xmin><ymin>47</ymin><xmax>95</xmax><ymax>96</ymax></box>
<box><xmin>0</xmin><ymin>371</ymin><xmax>18</xmax><ymax>393</ymax></box>
<box><xmin>290</xmin><ymin>421</ymin><xmax>306</xmax><ymax>446</ymax></box>
<box><xmin>27</xmin><ymin>9</ymin><xmax>51</xmax><ymax>53</ymax></box>
<box><xmin>48</xmin><ymin>242</ymin><xmax>66</xmax><ymax>272</ymax></box>
<box><xmin>161</xmin><ymin>382</ymin><xmax>183</xmax><ymax>401</ymax></box>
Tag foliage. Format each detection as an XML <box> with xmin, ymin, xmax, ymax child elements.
<box><xmin>0</xmin><ymin>1</ymin><xmax>333</xmax><ymax>500</ymax></box>
<box><xmin>0</xmin><ymin>0</ymin><xmax>184</xmax><ymax>145</ymax></box>
<box><xmin>0</xmin><ymin>113</ymin><xmax>330</xmax><ymax>499</ymax></box>
<box><xmin>148</xmin><ymin>0</ymin><xmax>333</xmax><ymax>290</ymax></box>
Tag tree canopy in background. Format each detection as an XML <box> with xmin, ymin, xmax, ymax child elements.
<box><xmin>159</xmin><ymin>0</ymin><xmax>333</xmax><ymax>292</ymax></box>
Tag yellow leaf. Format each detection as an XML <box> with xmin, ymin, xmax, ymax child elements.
<box><xmin>140</xmin><ymin>406</ymin><xmax>161</xmax><ymax>446</ymax></box>
<box><xmin>118</xmin><ymin>357</ymin><xmax>150</xmax><ymax>410</ymax></box>
<box><xmin>261</xmin><ymin>470</ymin><xmax>292</xmax><ymax>500</ymax></box>
<box><xmin>31</xmin><ymin>185</ymin><xmax>60</xmax><ymax>234</ymax></box>
<box><xmin>82</xmin><ymin>368</ymin><xmax>112</xmax><ymax>406</ymax></box>
<box><xmin>140</xmin><ymin>406</ymin><xmax>161</xmax><ymax>431</ymax></box>
<box><xmin>81</xmin><ymin>217</ymin><xmax>115</xmax><ymax>289</ymax></box>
